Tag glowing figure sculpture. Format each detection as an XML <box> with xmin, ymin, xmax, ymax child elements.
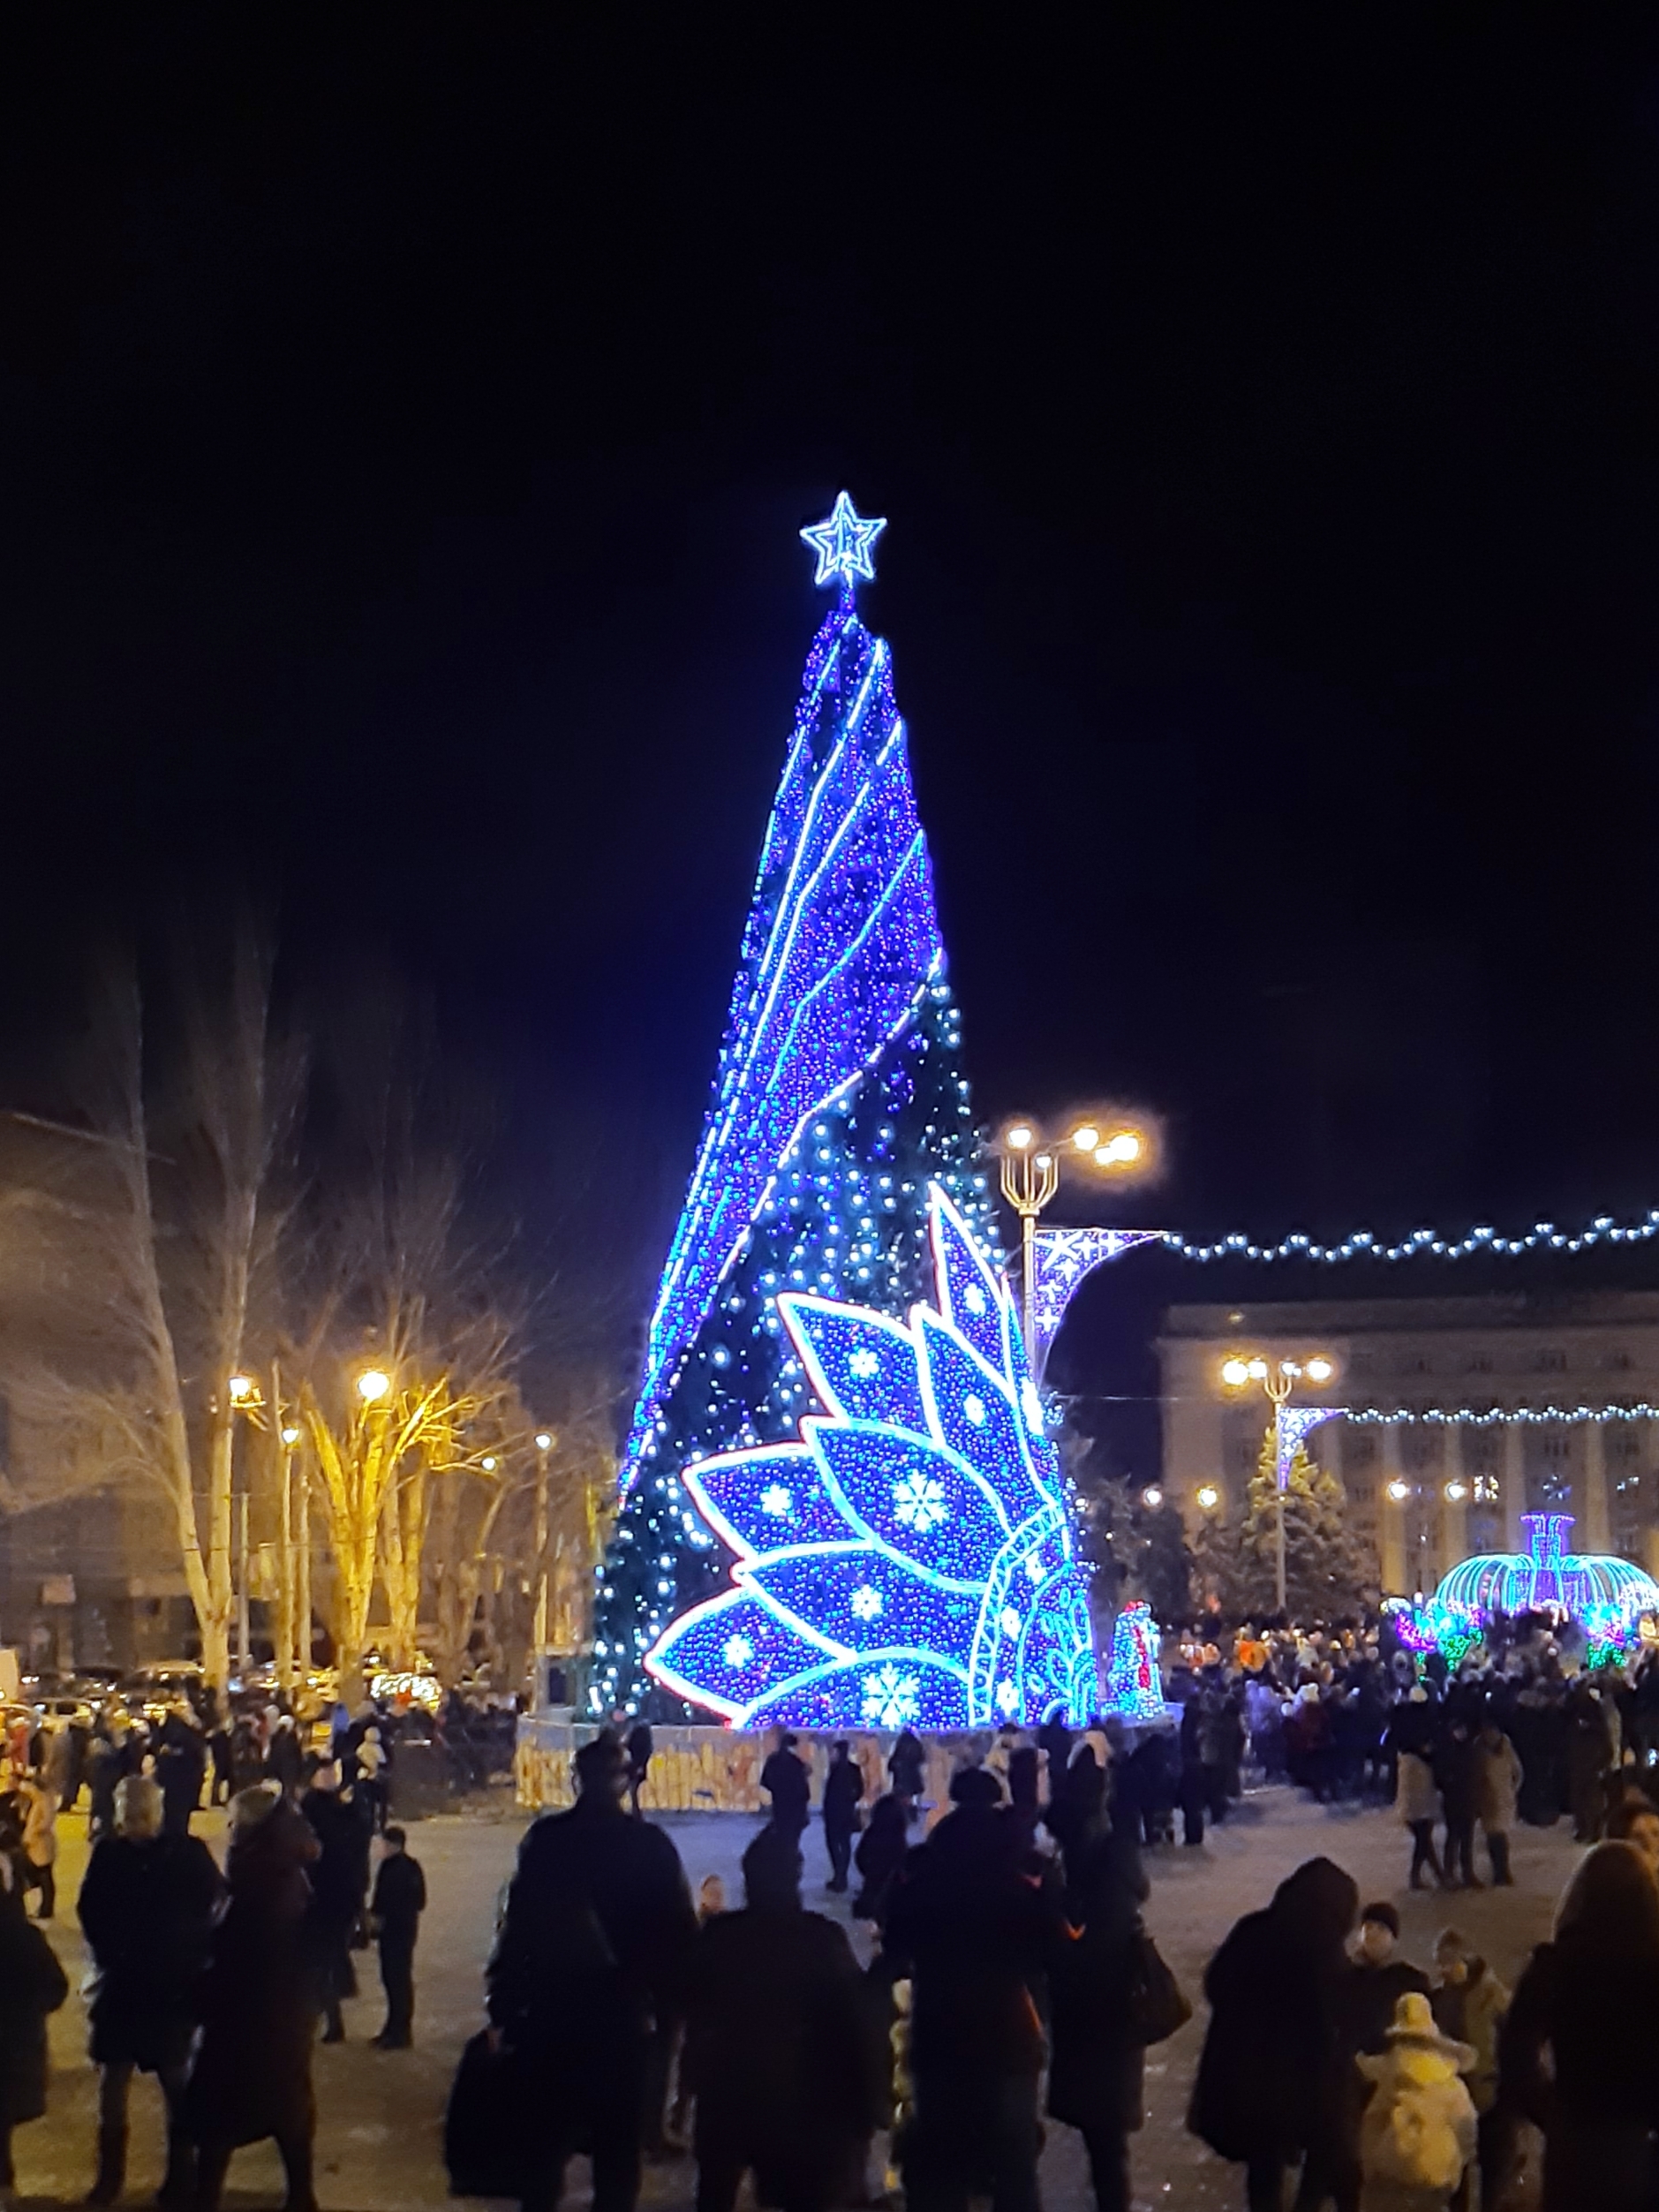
<box><xmin>1387</xmin><ymin>1513</ymin><xmax>1659</xmax><ymax>1667</ymax></box>
<box><xmin>1101</xmin><ymin>1602</ymin><xmax>1165</xmax><ymax>1725</ymax></box>
<box><xmin>645</xmin><ymin>1182</ymin><xmax>1097</xmax><ymax>1729</ymax></box>
<box><xmin>591</xmin><ymin>501</ymin><xmax>1002</xmax><ymax>1714</ymax></box>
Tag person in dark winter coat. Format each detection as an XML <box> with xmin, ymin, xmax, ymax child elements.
<box><xmin>888</xmin><ymin>1729</ymin><xmax>926</xmax><ymax>1810</ymax></box>
<box><xmin>486</xmin><ymin>1734</ymin><xmax>698</xmax><ymax>2212</ymax></box>
<box><xmin>1498</xmin><ymin>1838</ymin><xmax>1659</xmax><ymax>2212</ymax></box>
<box><xmin>625</xmin><ymin>1723</ymin><xmax>653</xmax><ymax>1817</ymax></box>
<box><xmin>367</xmin><ymin>1826</ymin><xmax>426</xmax><ymax>2049</ymax></box>
<box><xmin>183</xmin><ymin>1784</ymin><xmax>321</xmax><ymax>2212</ymax></box>
<box><xmin>155</xmin><ymin>1710</ymin><xmax>208</xmax><ymax>1838</ymax></box>
<box><xmin>79</xmin><ymin>1774</ymin><xmax>225</xmax><ymax>2207</ymax></box>
<box><xmin>264</xmin><ymin>1713</ymin><xmax>305</xmax><ymax>1800</ymax></box>
<box><xmin>301</xmin><ymin>1762</ymin><xmax>370</xmax><ymax>2042</ymax></box>
<box><xmin>1047</xmin><ymin>1827</ymin><xmax>1150</xmax><ymax>2212</ymax></box>
<box><xmin>851</xmin><ymin>1793</ymin><xmax>909</xmax><ymax>1926</ymax></box>
<box><xmin>86</xmin><ymin>1721</ymin><xmax>136</xmax><ymax>1846</ymax></box>
<box><xmin>1188</xmin><ymin>1855</ymin><xmax>1360</xmax><ymax>2212</ymax></box>
<box><xmin>884</xmin><ymin>1784</ymin><xmax>1071</xmax><ymax>2212</ymax></box>
<box><xmin>1308</xmin><ymin>1901</ymin><xmax>1432</xmax><ymax>2212</ymax></box>
<box><xmin>759</xmin><ymin>1733</ymin><xmax>811</xmax><ymax>1840</ymax></box>
<box><xmin>0</xmin><ymin>1853</ymin><xmax>68</xmax><ymax>2200</ymax></box>
<box><xmin>821</xmin><ymin>1742</ymin><xmax>863</xmax><ymax>1894</ymax></box>
<box><xmin>684</xmin><ymin>1826</ymin><xmax>883</xmax><ymax>2212</ymax></box>
<box><xmin>1436</xmin><ymin>1720</ymin><xmax>1481</xmax><ymax>1889</ymax></box>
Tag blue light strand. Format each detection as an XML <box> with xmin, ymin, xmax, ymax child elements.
<box><xmin>1345</xmin><ymin>1401</ymin><xmax>1659</xmax><ymax>1426</ymax></box>
<box><xmin>1166</xmin><ymin>1211</ymin><xmax>1659</xmax><ymax>1265</ymax></box>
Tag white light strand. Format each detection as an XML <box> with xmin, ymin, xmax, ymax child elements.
<box><xmin>1345</xmin><ymin>1401</ymin><xmax>1659</xmax><ymax>1427</ymax></box>
<box><xmin>1165</xmin><ymin>1211</ymin><xmax>1659</xmax><ymax>1265</ymax></box>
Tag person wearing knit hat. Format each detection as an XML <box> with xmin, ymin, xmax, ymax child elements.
<box><xmin>1355</xmin><ymin>1992</ymin><xmax>1476</xmax><ymax>2211</ymax></box>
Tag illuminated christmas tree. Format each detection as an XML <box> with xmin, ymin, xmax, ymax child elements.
<box><xmin>590</xmin><ymin>498</ymin><xmax>1095</xmax><ymax>1725</ymax></box>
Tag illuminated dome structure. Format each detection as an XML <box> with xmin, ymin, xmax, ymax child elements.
<box><xmin>1389</xmin><ymin>1513</ymin><xmax>1659</xmax><ymax>1668</ymax></box>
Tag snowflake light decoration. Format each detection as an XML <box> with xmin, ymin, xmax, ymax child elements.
<box><xmin>645</xmin><ymin>1183</ymin><xmax>1097</xmax><ymax>1728</ymax></box>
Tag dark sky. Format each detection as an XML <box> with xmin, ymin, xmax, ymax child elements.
<box><xmin>4</xmin><ymin>17</ymin><xmax>1659</xmax><ymax>1426</ymax></box>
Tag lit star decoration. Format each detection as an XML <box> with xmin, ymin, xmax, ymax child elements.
<box><xmin>591</xmin><ymin>509</ymin><xmax>997</xmax><ymax>1715</ymax></box>
<box><xmin>799</xmin><ymin>492</ymin><xmax>887</xmax><ymax>594</ymax></box>
<box><xmin>644</xmin><ymin>1183</ymin><xmax>1098</xmax><ymax>1729</ymax></box>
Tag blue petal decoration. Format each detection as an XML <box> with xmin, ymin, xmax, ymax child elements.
<box><xmin>808</xmin><ymin>1421</ymin><xmax>1007</xmax><ymax>1586</ymax></box>
<box><xmin>647</xmin><ymin>1588</ymin><xmax>848</xmax><ymax>1723</ymax></box>
<box><xmin>778</xmin><ymin>1295</ymin><xmax>929</xmax><ymax>1436</ymax></box>
<box><xmin>746</xmin><ymin>1653</ymin><xmax>970</xmax><ymax>1733</ymax></box>
<box><xmin>930</xmin><ymin>1197</ymin><xmax>1008</xmax><ymax>1374</ymax></box>
<box><xmin>645</xmin><ymin>1183</ymin><xmax>1097</xmax><ymax>1727</ymax></box>
<box><xmin>685</xmin><ymin>1443</ymin><xmax>858</xmax><ymax>1560</ymax></box>
<box><xmin>915</xmin><ymin>1310</ymin><xmax>1049</xmax><ymax>1520</ymax></box>
<box><xmin>742</xmin><ymin>1543</ymin><xmax>983</xmax><ymax>1662</ymax></box>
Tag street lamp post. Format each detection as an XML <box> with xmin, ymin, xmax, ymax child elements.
<box><xmin>532</xmin><ymin>1430</ymin><xmax>554</xmax><ymax>1653</ymax></box>
<box><xmin>1219</xmin><ymin>1351</ymin><xmax>1337</xmax><ymax>1618</ymax></box>
<box><xmin>997</xmin><ymin>1118</ymin><xmax>1147</xmax><ymax>1365</ymax></box>
<box><xmin>227</xmin><ymin>1371</ymin><xmax>260</xmax><ymax>1683</ymax></box>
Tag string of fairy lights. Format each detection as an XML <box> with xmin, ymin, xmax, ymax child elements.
<box><xmin>1163</xmin><ymin>1209</ymin><xmax>1659</xmax><ymax>1265</ymax></box>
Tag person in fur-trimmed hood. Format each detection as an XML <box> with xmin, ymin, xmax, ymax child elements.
<box><xmin>1356</xmin><ymin>1990</ymin><xmax>1476</xmax><ymax>2212</ymax></box>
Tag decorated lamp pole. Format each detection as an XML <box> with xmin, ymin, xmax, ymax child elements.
<box><xmin>996</xmin><ymin>1119</ymin><xmax>1151</xmax><ymax>1370</ymax></box>
<box><xmin>1220</xmin><ymin>1352</ymin><xmax>1340</xmax><ymax>1616</ymax></box>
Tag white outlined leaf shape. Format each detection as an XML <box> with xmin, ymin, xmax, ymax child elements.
<box><xmin>807</xmin><ymin>1420</ymin><xmax>1006</xmax><ymax>1585</ymax></box>
<box><xmin>684</xmin><ymin>1443</ymin><xmax>858</xmax><ymax>1561</ymax></box>
<box><xmin>930</xmin><ymin>1196</ymin><xmax>1008</xmax><ymax>1373</ymax></box>
<box><xmin>741</xmin><ymin>1543</ymin><xmax>983</xmax><ymax>1661</ymax></box>
<box><xmin>777</xmin><ymin>1295</ymin><xmax>929</xmax><ymax>1435</ymax></box>
<box><xmin>646</xmin><ymin>1588</ymin><xmax>847</xmax><ymax>1722</ymax></box>
<box><xmin>1017</xmin><ymin>1563</ymin><xmax>1096</xmax><ymax>1720</ymax></box>
<box><xmin>915</xmin><ymin>1310</ymin><xmax>1048</xmax><ymax>1520</ymax></box>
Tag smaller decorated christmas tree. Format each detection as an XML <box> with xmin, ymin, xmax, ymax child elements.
<box><xmin>1197</xmin><ymin>1431</ymin><xmax>1371</xmax><ymax>1620</ymax></box>
<box><xmin>1102</xmin><ymin>1601</ymin><xmax>1166</xmax><ymax>1724</ymax></box>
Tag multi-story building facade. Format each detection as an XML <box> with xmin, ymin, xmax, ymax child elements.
<box><xmin>1158</xmin><ymin>1289</ymin><xmax>1659</xmax><ymax>1597</ymax></box>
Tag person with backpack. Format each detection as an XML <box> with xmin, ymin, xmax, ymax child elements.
<box><xmin>486</xmin><ymin>1734</ymin><xmax>698</xmax><ymax>2212</ymax></box>
<box><xmin>1355</xmin><ymin>1991</ymin><xmax>1476</xmax><ymax>2212</ymax></box>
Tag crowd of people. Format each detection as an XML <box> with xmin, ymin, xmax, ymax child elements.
<box><xmin>7</xmin><ymin>1616</ymin><xmax>1659</xmax><ymax>2210</ymax></box>
<box><xmin>0</xmin><ymin>1687</ymin><xmax>430</xmax><ymax>2212</ymax></box>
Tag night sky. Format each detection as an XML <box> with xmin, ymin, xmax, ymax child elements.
<box><xmin>4</xmin><ymin>19</ymin><xmax>1659</xmax><ymax>1448</ymax></box>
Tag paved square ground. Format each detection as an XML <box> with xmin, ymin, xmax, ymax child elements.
<box><xmin>9</xmin><ymin>1788</ymin><xmax>1578</xmax><ymax>2210</ymax></box>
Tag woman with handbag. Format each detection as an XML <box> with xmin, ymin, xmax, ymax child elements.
<box><xmin>1048</xmin><ymin>1825</ymin><xmax>1188</xmax><ymax>2212</ymax></box>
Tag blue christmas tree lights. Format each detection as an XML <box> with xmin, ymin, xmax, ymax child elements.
<box><xmin>590</xmin><ymin>497</ymin><xmax>1096</xmax><ymax>1721</ymax></box>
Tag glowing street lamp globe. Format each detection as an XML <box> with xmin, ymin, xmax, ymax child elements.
<box><xmin>227</xmin><ymin>1373</ymin><xmax>255</xmax><ymax>1403</ymax></box>
<box><xmin>357</xmin><ymin>1369</ymin><xmax>390</xmax><ymax>1404</ymax></box>
<box><xmin>1220</xmin><ymin>1358</ymin><xmax>1252</xmax><ymax>1387</ymax></box>
<box><xmin>1196</xmin><ymin>1485</ymin><xmax>1220</xmax><ymax>1511</ymax></box>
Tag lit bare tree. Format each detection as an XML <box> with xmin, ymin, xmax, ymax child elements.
<box><xmin>9</xmin><ymin>937</ymin><xmax>299</xmax><ymax>1689</ymax></box>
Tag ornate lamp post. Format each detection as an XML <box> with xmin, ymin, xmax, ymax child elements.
<box><xmin>1219</xmin><ymin>1352</ymin><xmax>1339</xmax><ymax>1617</ymax></box>
<box><xmin>997</xmin><ymin>1118</ymin><xmax>1149</xmax><ymax>1366</ymax></box>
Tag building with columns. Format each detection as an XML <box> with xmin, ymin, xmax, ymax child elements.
<box><xmin>1158</xmin><ymin>1290</ymin><xmax>1659</xmax><ymax>1598</ymax></box>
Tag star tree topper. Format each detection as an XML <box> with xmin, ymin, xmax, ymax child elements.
<box><xmin>800</xmin><ymin>492</ymin><xmax>886</xmax><ymax>595</ymax></box>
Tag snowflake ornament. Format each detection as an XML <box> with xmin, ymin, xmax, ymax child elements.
<box><xmin>645</xmin><ymin>1184</ymin><xmax>1097</xmax><ymax>1729</ymax></box>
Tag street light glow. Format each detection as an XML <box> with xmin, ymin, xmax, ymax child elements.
<box><xmin>1070</xmin><ymin>1124</ymin><xmax>1100</xmax><ymax>1153</ymax></box>
<box><xmin>1387</xmin><ymin>1478</ymin><xmax>1411</xmax><ymax>1502</ymax></box>
<box><xmin>227</xmin><ymin>1373</ymin><xmax>254</xmax><ymax>1402</ymax></box>
<box><xmin>1096</xmin><ymin>1130</ymin><xmax>1142</xmax><ymax>1166</ymax></box>
<box><xmin>1247</xmin><ymin>1358</ymin><xmax>1269</xmax><ymax>1380</ymax></box>
<box><xmin>1142</xmin><ymin>1485</ymin><xmax>1162</xmax><ymax>1508</ymax></box>
<box><xmin>534</xmin><ymin>1431</ymin><xmax>553</xmax><ymax>1451</ymax></box>
<box><xmin>481</xmin><ymin>1455</ymin><xmax>498</xmax><ymax>1472</ymax></box>
<box><xmin>357</xmin><ymin>1369</ymin><xmax>390</xmax><ymax>1403</ymax></box>
<box><xmin>1304</xmin><ymin>1355</ymin><xmax>1335</xmax><ymax>1383</ymax></box>
<box><xmin>1444</xmin><ymin>1480</ymin><xmax>1467</xmax><ymax>1501</ymax></box>
<box><xmin>1034</xmin><ymin>1152</ymin><xmax>1052</xmax><ymax>1172</ymax></box>
<box><xmin>281</xmin><ymin>1425</ymin><xmax>300</xmax><ymax>1446</ymax></box>
<box><xmin>1005</xmin><ymin>1122</ymin><xmax>1035</xmax><ymax>1151</ymax></box>
<box><xmin>1196</xmin><ymin>1484</ymin><xmax>1220</xmax><ymax>1511</ymax></box>
<box><xmin>1220</xmin><ymin>1358</ymin><xmax>1251</xmax><ymax>1387</ymax></box>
